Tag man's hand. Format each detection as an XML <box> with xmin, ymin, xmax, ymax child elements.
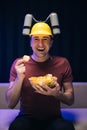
<box><xmin>32</xmin><ymin>81</ymin><xmax>74</xmax><ymax>106</ymax></box>
<box><xmin>15</xmin><ymin>59</ymin><xmax>26</xmax><ymax>79</ymax></box>
<box><xmin>32</xmin><ymin>82</ymin><xmax>61</xmax><ymax>97</ymax></box>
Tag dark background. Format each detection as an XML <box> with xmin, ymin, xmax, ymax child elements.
<box><xmin>0</xmin><ymin>0</ymin><xmax>87</xmax><ymax>82</ymax></box>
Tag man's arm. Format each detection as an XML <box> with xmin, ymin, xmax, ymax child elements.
<box><xmin>6</xmin><ymin>78</ymin><xmax>23</xmax><ymax>108</ymax></box>
<box><xmin>6</xmin><ymin>59</ymin><xmax>26</xmax><ymax>108</ymax></box>
<box><xmin>56</xmin><ymin>82</ymin><xmax>74</xmax><ymax>105</ymax></box>
<box><xmin>32</xmin><ymin>81</ymin><xmax>74</xmax><ymax>106</ymax></box>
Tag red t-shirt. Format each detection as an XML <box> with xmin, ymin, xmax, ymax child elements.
<box><xmin>9</xmin><ymin>56</ymin><xmax>73</xmax><ymax>119</ymax></box>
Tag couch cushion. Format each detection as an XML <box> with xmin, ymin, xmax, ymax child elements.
<box><xmin>0</xmin><ymin>109</ymin><xmax>87</xmax><ymax>130</ymax></box>
<box><xmin>61</xmin><ymin>108</ymin><xmax>87</xmax><ymax>122</ymax></box>
<box><xmin>0</xmin><ymin>109</ymin><xmax>19</xmax><ymax>130</ymax></box>
<box><xmin>61</xmin><ymin>108</ymin><xmax>87</xmax><ymax>130</ymax></box>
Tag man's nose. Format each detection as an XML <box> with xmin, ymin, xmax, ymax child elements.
<box><xmin>38</xmin><ymin>39</ymin><xmax>43</xmax><ymax>46</ymax></box>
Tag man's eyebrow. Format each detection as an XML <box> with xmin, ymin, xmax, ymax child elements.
<box><xmin>43</xmin><ymin>36</ymin><xmax>50</xmax><ymax>38</ymax></box>
<box><xmin>34</xmin><ymin>36</ymin><xmax>39</xmax><ymax>38</ymax></box>
<box><xmin>33</xmin><ymin>36</ymin><xmax>50</xmax><ymax>38</ymax></box>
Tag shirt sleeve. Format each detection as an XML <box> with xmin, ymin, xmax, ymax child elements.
<box><xmin>9</xmin><ymin>59</ymin><xmax>18</xmax><ymax>82</ymax></box>
<box><xmin>62</xmin><ymin>58</ymin><xmax>73</xmax><ymax>82</ymax></box>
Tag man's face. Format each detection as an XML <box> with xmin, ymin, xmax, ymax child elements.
<box><xmin>30</xmin><ymin>35</ymin><xmax>52</xmax><ymax>58</ymax></box>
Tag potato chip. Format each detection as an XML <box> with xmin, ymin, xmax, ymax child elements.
<box><xmin>23</xmin><ymin>55</ymin><xmax>30</xmax><ymax>62</ymax></box>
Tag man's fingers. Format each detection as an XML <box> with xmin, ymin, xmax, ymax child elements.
<box><xmin>15</xmin><ymin>59</ymin><xmax>24</xmax><ymax>66</ymax></box>
<box><xmin>35</xmin><ymin>85</ymin><xmax>44</xmax><ymax>91</ymax></box>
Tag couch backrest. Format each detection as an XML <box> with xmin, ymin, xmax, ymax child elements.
<box><xmin>0</xmin><ymin>83</ymin><xmax>19</xmax><ymax>109</ymax></box>
<box><xmin>0</xmin><ymin>82</ymin><xmax>87</xmax><ymax>109</ymax></box>
<box><xmin>61</xmin><ymin>82</ymin><xmax>87</xmax><ymax>108</ymax></box>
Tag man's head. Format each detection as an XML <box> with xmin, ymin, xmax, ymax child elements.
<box><xmin>29</xmin><ymin>22</ymin><xmax>53</xmax><ymax>36</ymax></box>
<box><xmin>29</xmin><ymin>22</ymin><xmax>53</xmax><ymax>61</ymax></box>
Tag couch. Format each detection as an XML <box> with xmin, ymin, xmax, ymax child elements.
<box><xmin>0</xmin><ymin>82</ymin><xmax>87</xmax><ymax>130</ymax></box>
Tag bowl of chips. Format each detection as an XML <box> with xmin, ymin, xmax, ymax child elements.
<box><xmin>29</xmin><ymin>74</ymin><xmax>57</xmax><ymax>89</ymax></box>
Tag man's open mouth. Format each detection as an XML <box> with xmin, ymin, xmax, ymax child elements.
<box><xmin>37</xmin><ymin>48</ymin><xmax>45</xmax><ymax>51</ymax></box>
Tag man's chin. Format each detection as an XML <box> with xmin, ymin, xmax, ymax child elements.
<box><xmin>37</xmin><ymin>53</ymin><xmax>46</xmax><ymax>58</ymax></box>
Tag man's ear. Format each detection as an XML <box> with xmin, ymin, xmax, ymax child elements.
<box><xmin>30</xmin><ymin>38</ymin><xmax>32</xmax><ymax>47</ymax></box>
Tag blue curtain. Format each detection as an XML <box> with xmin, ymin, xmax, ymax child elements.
<box><xmin>0</xmin><ymin>0</ymin><xmax>87</xmax><ymax>82</ymax></box>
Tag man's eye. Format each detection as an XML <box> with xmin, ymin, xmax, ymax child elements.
<box><xmin>43</xmin><ymin>38</ymin><xmax>48</xmax><ymax>41</ymax></box>
<box><xmin>34</xmin><ymin>38</ymin><xmax>39</xmax><ymax>41</ymax></box>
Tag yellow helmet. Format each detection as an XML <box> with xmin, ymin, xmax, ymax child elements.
<box><xmin>29</xmin><ymin>22</ymin><xmax>53</xmax><ymax>36</ymax></box>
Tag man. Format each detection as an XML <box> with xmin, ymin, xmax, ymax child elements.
<box><xmin>6</xmin><ymin>22</ymin><xmax>75</xmax><ymax>130</ymax></box>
